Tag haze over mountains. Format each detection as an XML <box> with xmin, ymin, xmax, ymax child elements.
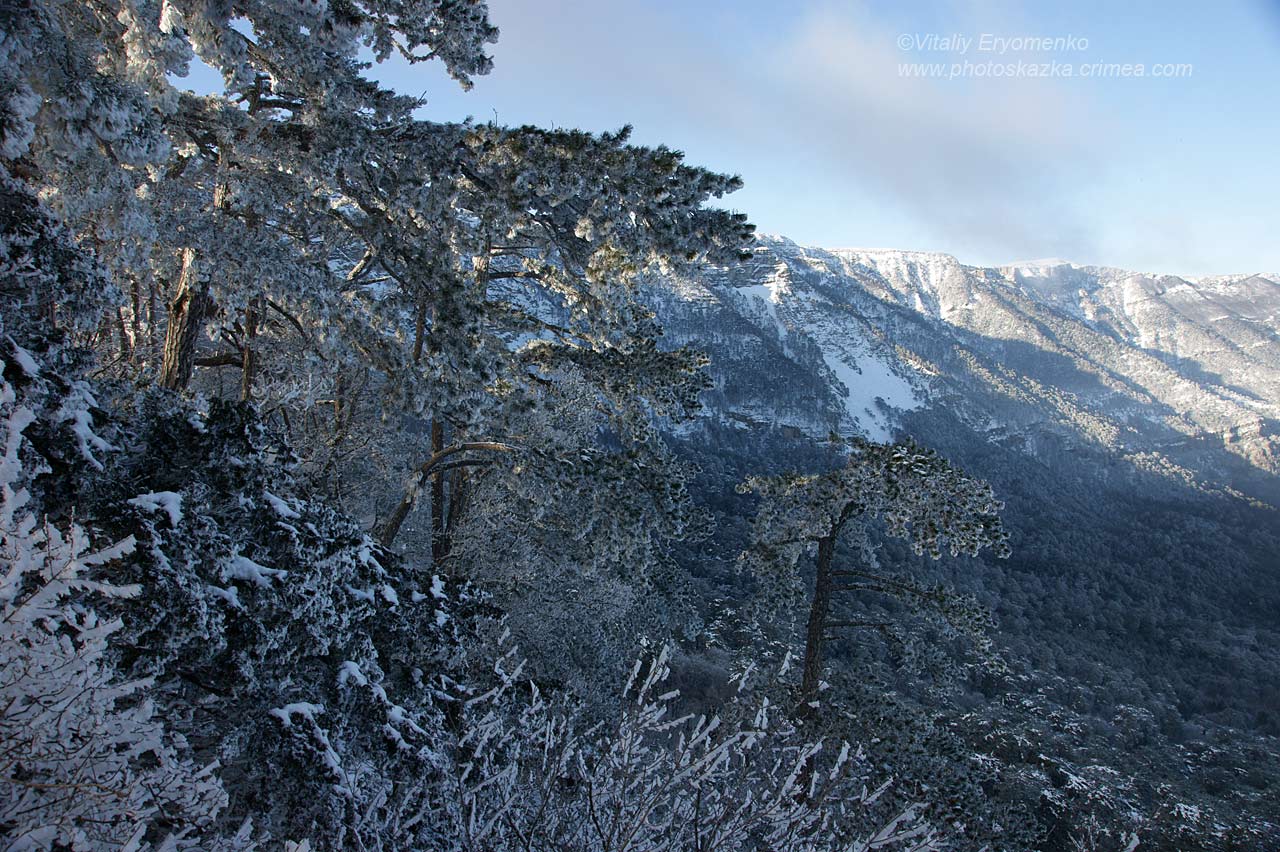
<box><xmin>657</xmin><ymin>237</ymin><xmax>1280</xmax><ymax>504</ymax></box>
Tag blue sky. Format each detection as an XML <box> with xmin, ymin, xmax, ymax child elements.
<box><xmin>189</xmin><ymin>1</ymin><xmax>1280</xmax><ymax>275</ymax></box>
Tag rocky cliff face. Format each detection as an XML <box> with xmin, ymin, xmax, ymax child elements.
<box><xmin>653</xmin><ymin>237</ymin><xmax>1280</xmax><ymax>503</ymax></box>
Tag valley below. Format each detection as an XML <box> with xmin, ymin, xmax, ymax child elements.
<box><xmin>650</xmin><ymin>238</ymin><xmax>1280</xmax><ymax>846</ymax></box>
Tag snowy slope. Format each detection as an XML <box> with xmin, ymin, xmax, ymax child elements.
<box><xmin>652</xmin><ymin>237</ymin><xmax>1280</xmax><ymax>500</ymax></box>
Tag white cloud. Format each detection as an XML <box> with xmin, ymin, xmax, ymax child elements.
<box><xmin>412</xmin><ymin>0</ymin><xmax>1277</xmax><ymax>275</ymax></box>
<box><xmin>479</xmin><ymin>0</ymin><xmax>1113</xmax><ymax>262</ymax></box>
<box><xmin>761</xmin><ymin>4</ymin><xmax>1110</xmax><ymax>261</ymax></box>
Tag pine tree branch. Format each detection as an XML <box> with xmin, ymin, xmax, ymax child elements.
<box><xmin>378</xmin><ymin>441</ymin><xmax>520</xmax><ymax>548</ymax></box>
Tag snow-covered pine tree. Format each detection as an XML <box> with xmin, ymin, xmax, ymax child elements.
<box><xmin>2</xmin><ymin>157</ymin><xmax>476</xmax><ymax>851</ymax></box>
<box><xmin>6</xmin><ymin>0</ymin><xmax>494</xmax><ymax>383</ymax></box>
<box><xmin>4</xmin><ymin>2</ymin><xmax>795</xmax><ymax>847</ymax></box>
<box><xmin>1</xmin><ymin>75</ymin><xmax>468</xmax><ymax>848</ymax></box>
<box><xmin>441</xmin><ymin>361</ymin><xmax>710</xmax><ymax>701</ymax></box>
<box><xmin>7</xmin><ymin>0</ymin><xmax>753</xmax><ymax>591</ymax></box>
<box><xmin>739</xmin><ymin>437</ymin><xmax>1011</xmax><ymax>713</ymax></box>
<box><xmin>735</xmin><ymin>438</ymin><xmax>1023</xmax><ymax>847</ymax></box>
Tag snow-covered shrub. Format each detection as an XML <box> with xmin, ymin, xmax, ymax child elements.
<box><xmin>449</xmin><ymin>641</ymin><xmax>943</xmax><ymax>852</ymax></box>
<box><xmin>0</xmin><ymin>351</ymin><xmax>229</xmax><ymax>849</ymax></box>
<box><xmin>61</xmin><ymin>389</ymin><xmax>471</xmax><ymax>848</ymax></box>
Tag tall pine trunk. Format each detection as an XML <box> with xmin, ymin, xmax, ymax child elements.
<box><xmin>799</xmin><ymin>532</ymin><xmax>837</xmax><ymax>714</ymax></box>
<box><xmin>240</xmin><ymin>298</ymin><xmax>259</xmax><ymax>401</ymax></box>
<box><xmin>158</xmin><ymin>249</ymin><xmax>210</xmax><ymax>391</ymax></box>
<box><xmin>430</xmin><ymin>418</ymin><xmax>446</xmax><ymax>562</ymax></box>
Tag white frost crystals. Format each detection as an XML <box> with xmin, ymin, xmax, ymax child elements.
<box><xmin>452</xmin><ymin>642</ymin><xmax>945</xmax><ymax>852</ymax></box>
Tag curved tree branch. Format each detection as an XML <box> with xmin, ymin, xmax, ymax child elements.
<box><xmin>378</xmin><ymin>441</ymin><xmax>519</xmax><ymax>549</ymax></box>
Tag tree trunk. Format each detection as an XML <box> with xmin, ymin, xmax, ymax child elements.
<box><xmin>795</xmin><ymin>519</ymin><xmax>857</xmax><ymax>803</ymax></box>
<box><xmin>328</xmin><ymin>372</ymin><xmax>350</xmax><ymax>503</ymax></box>
<box><xmin>430</xmin><ymin>418</ymin><xmax>446</xmax><ymax>563</ymax></box>
<box><xmin>129</xmin><ymin>279</ymin><xmax>141</xmax><ymax>353</ymax></box>
<box><xmin>333</xmin><ymin>373</ymin><xmax>347</xmax><ymax>434</ymax></box>
<box><xmin>379</xmin><ymin>490</ymin><xmax>415</xmax><ymax>551</ymax></box>
<box><xmin>158</xmin><ymin>249</ymin><xmax>210</xmax><ymax>391</ymax></box>
<box><xmin>240</xmin><ymin>298</ymin><xmax>259</xmax><ymax>402</ymax></box>
<box><xmin>378</xmin><ymin>441</ymin><xmax>517</xmax><ymax>549</ymax></box>
<box><xmin>441</xmin><ymin>466</ymin><xmax>470</xmax><ymax>565</ymax></box>
<box><xmin>412</xmin><ymin>294</ymin><xmax>428</xmax><ymax>363</ymax></box>
<box><xmin>115</xmin><ymin>307</ymin><xmax>131</xmax><ymax>359</ymax></box>
<box><xmin>799</xmin><ymin>532</ymin><xmax>837</xmax><ymax>715</ymax></box>
<box><xmin>148</xmin><ymin>280</ymin><xmax>158</xmax><ymax>347</ymax></box>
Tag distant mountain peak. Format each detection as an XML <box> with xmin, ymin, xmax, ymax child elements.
<box><xmin>1004</xmin><ymin>257</ymin><xmax>1075</xmax><ymax>269</ymax></box>
<box><xmin>657</xmin><ymin>235</ymin><xmax>1280</xmax><ymax>488</ymax></box>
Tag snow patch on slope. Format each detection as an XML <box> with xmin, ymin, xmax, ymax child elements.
<box><xmin>734</xmin><ymin>262</ymin><xmax>792</xmax><ymax>338</ymax></box>
<box><xmin>819</xmin><ymin>340</ymin><xmax>922</xmax><ymax>442</ymax></box>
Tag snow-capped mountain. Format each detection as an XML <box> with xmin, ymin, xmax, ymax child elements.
<box><xmin>655</xmin><ymin>237</ymin><xmax>1280</xmax><ymax>502</ymax></box>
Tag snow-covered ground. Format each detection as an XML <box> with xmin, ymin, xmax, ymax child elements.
<box><xmin>819</xmin><ymin>342</ymin><xmax>922</xmax><ymax>442</ymax></box>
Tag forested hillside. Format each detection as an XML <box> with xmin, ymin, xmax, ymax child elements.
<box><xmin>2</xmin><ymin>1</ymin><xmax>1276</xmax><ymax>850</ymax></box>
<box><xmin>654</xmin><ymin>239</ymin><xmax>1280</xmax><ymax>847</ymax></box>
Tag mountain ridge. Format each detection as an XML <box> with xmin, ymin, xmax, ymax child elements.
<box><xmin>761</xmin><ymin>236</ymin><xmax>1280</xmax><ymax>286</ymax></box>
<box><xmin>653</xmin><ymin>236</ymin><xmax>1280</xmax><ymax>503</ymax></box>
<box><xmin>656</xmin><ymin>238</ymin><xmax>1280</xmax><ymax>844</ymax></box>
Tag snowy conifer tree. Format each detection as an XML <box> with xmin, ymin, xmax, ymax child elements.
<box><xmin>740</xmin><ymin>437</ymin><xmax>1011</xmax><ymax>713</ymax></box>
